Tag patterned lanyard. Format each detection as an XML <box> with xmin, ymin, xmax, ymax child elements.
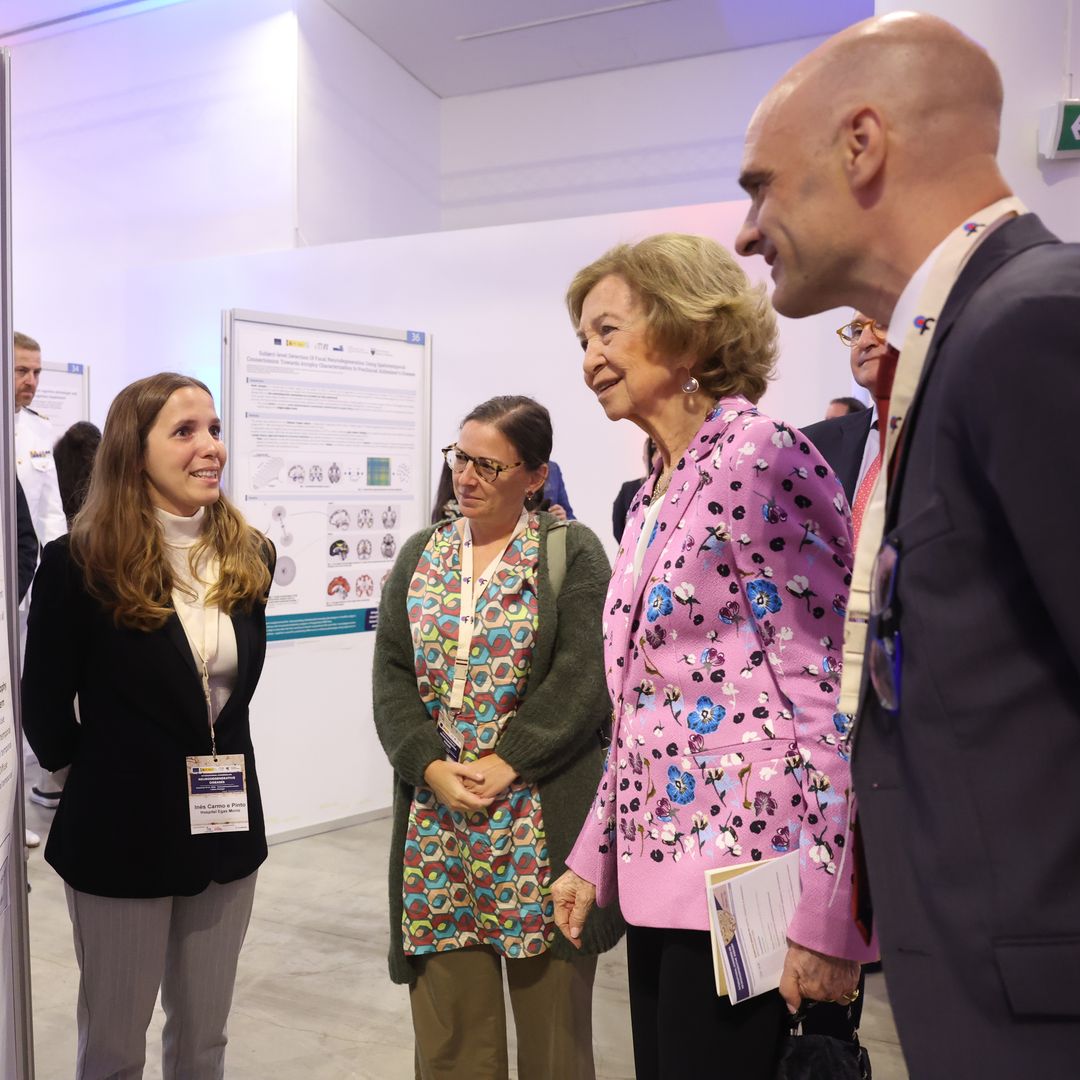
<box><xmin>448</xmin><ymin>511</ymin><xmax>528</xmax><ymax>712</ymax></box>
<box><xmin>838</xmin><ymin>195</ymin><xmax>1028</xmax><ymax>713</ymax></box>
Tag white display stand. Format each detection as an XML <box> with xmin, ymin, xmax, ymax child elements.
<box><xmin>34</xmin><ymin>362</ymin><xmax>89</xmax><ymax>443</ymax></box>
<box><xmin>223</xmin><ymin>310</ymin><xmax>430</xmax><ymax>839</ymax></box>
<box><xmin>0</xmin><ymin>47</ymin><xmax>35</xmax><ymax>1080</ymax></box>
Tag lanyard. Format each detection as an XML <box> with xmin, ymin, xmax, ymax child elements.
<box><xmin>448</xmin><ymin>511</ymin><xmax>527</xmax><ymax>712</ymax></box>
<box><xmin>175</xmin><ymin>563</ymin><xmax>223</xmax><ymax>758</ymax></box>
<box><xmin>838</xmin><ymin>195</ymin><xmax>1027</xmax><ymax>713</ymax></box>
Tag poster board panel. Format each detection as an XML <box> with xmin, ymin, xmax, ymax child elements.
<box><xmin>224</xmin><ymin>310</ymin><xmax>430</xmax><ymax>836</ymax></box>
<box><xmin>34</xmin><ymin>363</ymin><xmax>89</xmax><ymax>445</ymax></box>
<box><xmin>0</xmin><ymin>46</ymin><xmax>34</xmax><ymax>1080</ymax></box>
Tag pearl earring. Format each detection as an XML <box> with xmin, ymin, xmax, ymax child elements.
<box><xmin>682</xmin><ymin>375</ymin><xmax>700</xmax><ymax>395</ymax></box>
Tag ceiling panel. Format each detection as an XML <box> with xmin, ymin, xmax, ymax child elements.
<box><xmin>0</xmin><ymin>0</ymin><xmax>874</xmax><ymax>92</ymax></box>
<box><xmin>323</xmin><ymin>0</ymin><xmax>873</xmax><ymax>97</ymax></box>
<box><xmin>0</xmin><ymin>0</ymin><xmax>191</xmax><ymax>43</ymax></box>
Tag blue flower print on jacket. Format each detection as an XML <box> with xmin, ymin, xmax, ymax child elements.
<box><xmin>687</xmin><ymin>695</ymin><xmax>726</xmax><ymax>734</ymax></box>
<box><xmin>666</xmin><ymin>765</ymin><xmax>696</xmax><ymax>805</ymax></box>
<box><xmin>647</xmin><ymin>583</ymin><xmax>674</xmax><ymax>623</ymax></box>
<box><xmin>746</xmin><ymin>578</ymin><xmax>782</xmax><ymax>619</ymax></box>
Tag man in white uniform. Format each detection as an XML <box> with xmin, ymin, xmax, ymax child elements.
<box><xmin>14</xmin><ymin>332</ymin><xmax>68</xmax><ymax>826</ymax></box>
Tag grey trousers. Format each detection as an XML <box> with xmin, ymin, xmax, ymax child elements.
<box><xmin>65</xmin><ymin>873</ymin><xmax>257</xmax><ymax>1080</ymax></box>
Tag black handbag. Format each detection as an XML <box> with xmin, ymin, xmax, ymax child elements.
<box><xmin>775</xmin><ymin>1009</ymin><xmax>872</xmax><ymax>1080</ymax></box>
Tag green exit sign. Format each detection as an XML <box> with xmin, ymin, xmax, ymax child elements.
<box><xmin>1039</xmin><ymin>101</ymin><xmax>1080</xmax><ymax>159</ymax></box>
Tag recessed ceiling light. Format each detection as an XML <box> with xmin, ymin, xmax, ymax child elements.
<box><xmin>457</xmin><ymin>0</ymin><xmax>675</xmax><ymax>42</ymax></box>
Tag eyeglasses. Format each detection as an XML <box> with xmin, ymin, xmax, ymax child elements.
<box><xmin>441</xmin><ymin>445</ymin><xmax>522</xmax><ymax>484</ymax></box>
<box><xmin>868</xmin><ymin>540</ymin><xmax>901</xmax><ymax>714</ymax></box>
<box><xmin>836</xmin><ymin>319</ymin><xmax>887</xmax><ymax>347</ymax></box>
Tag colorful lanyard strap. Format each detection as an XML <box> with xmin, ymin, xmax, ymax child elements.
<box><xmin>447</xmin><ymin>511</ymin><xmax>528</xmax><ymax>712</ymax></box>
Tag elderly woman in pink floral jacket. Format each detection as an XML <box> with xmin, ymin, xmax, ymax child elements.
<box><xmin>552</xmin><ymin>234</ymin><xmax>875</xmax><ymax>1080</ymax></box>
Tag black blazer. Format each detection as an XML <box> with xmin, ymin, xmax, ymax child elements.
<box><xmin>612</xmin><ymin>477</ymin><xmax>645</xmax><ymax>543</ymax></box>
<box><xmin>15</xmin><ymin>479</ymin><xmax>38</xmax><ymax>602</ymax></box>
<box><xmin>801</xmin><ymin>407</ymin><xmax>874</xmax><ymax>504</ymax></box>
<box><xmin>852</xmin><ymin>214</ymin><xmax>1080</xmax><ymax>1073</ymax></box>
<box><xmin>23</xmin><ymin>535</ymin><xmax>273</xmax><ymax>899</ymax></box>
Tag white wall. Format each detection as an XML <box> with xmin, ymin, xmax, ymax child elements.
<box><xmin>875</xmin><ymin>0</ymin><xmax>1080</xmax><ymax>241</ymax></box>
<box><xmin>99</xmin><ymin>200</ymin><xmax>842</xmax><ymax>830</ymax></box>
<box><xmin>10</xmin><ymin>0</ymin><xmax>300</xmax><ymax>371</ymax></box>
<box><xmin>439</xmin><ymin>35</ymin><xmax>831</xmax><ymax>231</ymax></box>
<box><xmin>11</xmin><ymin>0</ymin><xmax>298</xmax><ymax>270</ymax></box>
<box><xmin>295</xmin><ymin>0</ymin><xmax>440</xmax><ymax>246</ymax></box>
<box><xmin>113</xmin><ymin>201</ymin><xmax>845</xmax><ymax>551</ymax></box>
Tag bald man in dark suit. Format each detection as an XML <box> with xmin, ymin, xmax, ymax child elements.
<box><xmin>737</xmin><ymin>12</ymin><xmax>1080</xmax><ymax>1075</ymax></box>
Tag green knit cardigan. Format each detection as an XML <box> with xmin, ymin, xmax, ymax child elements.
<box><xmin>373</xmin><ymin>511</ymin><xmax>626</xmax><ymax>984</ymax></box>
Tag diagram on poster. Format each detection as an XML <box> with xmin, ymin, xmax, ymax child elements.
<box><xmin>35</xmin><ymin>362</ymin><xmax>90</xmax><ymax>443</ymax></box>
<box><xmin>224</xmin><ymin>312</ymin><xmax>430</xmax><ymax>642</ymax></box>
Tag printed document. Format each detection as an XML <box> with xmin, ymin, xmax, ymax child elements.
<box><xmin>706</xmin><ymin>851</ymin><xmax>801</xmax><ymax>1001</ymax></box>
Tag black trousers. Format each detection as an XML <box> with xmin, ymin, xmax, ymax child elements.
<box><xmin>626</xmin><ymin>924</ymin><xmax>788</xmax><ymax>1080</ymax></box>
<box><xmin>626</xmin><ymin>925</ymin><xmax>866</xmax><ymax>1079</ymax></box>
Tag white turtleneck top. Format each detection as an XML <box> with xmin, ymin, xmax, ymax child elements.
<box><xmin>155</xmin><ymin>506</ymin><xmax>238</xmax><ymax>735</ymax></box>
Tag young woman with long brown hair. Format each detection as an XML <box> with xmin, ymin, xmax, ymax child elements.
<box><xmin>23</xmin><ymin>372</ymin><xmax>274</xmax><ymax>1079</ymax></box>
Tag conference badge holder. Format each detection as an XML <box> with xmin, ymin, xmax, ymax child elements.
<box><xmin>186</xmin><ymin>754</ymin><xmax>250</xmax><ymax>834</ymax></box>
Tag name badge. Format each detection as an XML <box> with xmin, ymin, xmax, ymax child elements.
<box><xmin>437</xmin><ymin>716</ymin><xmax>465</xmax><ymax>762</ymax></box>
<box><xmin>186</xmin><ymin>754</ymin><xmax>249</xmax><ymax>834</ymax></box>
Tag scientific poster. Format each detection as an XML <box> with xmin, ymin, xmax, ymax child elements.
<box><xmin>225</xmin><ymin>312</ymin><xmax>430</xmax><ymax>642</ymax></box>
<box><xmin>222</xmin><ymin>310</ymin><xmax>430</xmax><ymax>837</ymax></box>
<box><xmin>35</xmin><ymin>361</ymin><xmax>90</xmax><ymax>443</ymax></box>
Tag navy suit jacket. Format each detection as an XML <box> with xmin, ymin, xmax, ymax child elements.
<box><xmin>852</xmin><ymin>214</ymin><xmax>1080</xmax><ymax>1074</ymax></box>
<box><xmin>802</xmin><ymin>407</ymin><xmax>874</xmax><ymax>504</ymax></box>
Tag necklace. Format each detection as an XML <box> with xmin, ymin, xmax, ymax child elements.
<box><xmin>654</xmin><ymin>467</ymin><xmax>674</xmax><ymax>499</ymax></box>
<box><xmin>653</xmin><ymin>398</ymin><xmax>718</xmax><ymax>500</ymax></box>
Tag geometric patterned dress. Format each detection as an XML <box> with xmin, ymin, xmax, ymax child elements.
<box><xmin>402</xmin><ymin>514</ymin><xmax>553</xmax><ymax>958</ymax></box>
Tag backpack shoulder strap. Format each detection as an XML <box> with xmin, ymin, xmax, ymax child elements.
<box><xmin>547</xmin><ymin>520</ymin><xmax>569</xmax><ymax>598</ymax></box>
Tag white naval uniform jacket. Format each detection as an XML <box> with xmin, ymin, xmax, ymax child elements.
<box><xmin>15</xmin><ymin>406</ymin><xmax>66</xmax><ymax>547</ymax></box>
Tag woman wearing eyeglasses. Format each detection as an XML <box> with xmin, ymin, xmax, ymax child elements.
<box><xmin>550</xmin><ymin>235</ymin><xmax>876</xmax><ymax>1080</ymax></box>
<box><xmin>373</xmin><ymin>395</ymin><xmax>624</xmax><ymax>1080</ymax></box>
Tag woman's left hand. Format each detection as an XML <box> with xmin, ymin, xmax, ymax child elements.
<box><xmin>461</xmin><ymin>753</ymin><xmax>519</xmax><ymax>798</ymax></box>
<box><xmin>779</xmin><ymin>941</ymin><xmax>861</xmax><ymax>1014</ymax></box>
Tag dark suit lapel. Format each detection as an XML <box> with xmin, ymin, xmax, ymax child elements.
<box><xmin>932</xmin><ymin>214</ymin><xmax>1058</xmax><ymax>343</ymax></box>
<box><xmin>163</xmin><ymin>611</ymin><xmax>199</xmax><ymax>678</ymax></box>
<box><xmin>837</xmin><ymin>409</ymin><xmax>874</xmax><ymax>503</ymax></box>
<box><xmin>887</xmin><ymin>214</ymin><xmax>1059</xmax><ymax>518</ymax></box>
<box><xmin>217</xmin><ymin>611</ymin><xmax>252</xmax><ymax>727</ymax></box>
<box><xmin>162</xmin><ymin>608</ymin><xmax>252</xmax><ymax>733</ymax></box>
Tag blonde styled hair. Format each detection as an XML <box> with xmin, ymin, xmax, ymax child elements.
<box><xmin>69</xmin><ymin>372</ymin><xmax>271</xmax><ymax>630</ymax></box>
<box><xmin>566</xmin><ymin>233</ymin><xmax>778</xmax><ymax>402</ymax></box>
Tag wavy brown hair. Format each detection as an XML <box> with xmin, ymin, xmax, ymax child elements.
<box><xmin>566</xmin><ymin>233</ymin><xmax>778</xmax><ymax>403</ymax></box>
<box><xmin>69</xmin><ymin>372</ymin><xmax>271</xmax><ymax>630</ymax></box>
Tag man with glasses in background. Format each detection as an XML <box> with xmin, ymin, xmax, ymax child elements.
<box><xmin>804</xmin><ymin>314</ymin><xmax>889</xmax><ymax>512</ymax></box>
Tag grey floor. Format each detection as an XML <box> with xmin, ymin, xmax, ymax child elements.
<box><xmin>25</xmin><ymin>802</ymin><xmax>910</xmax><ymax>1078</ymax></box>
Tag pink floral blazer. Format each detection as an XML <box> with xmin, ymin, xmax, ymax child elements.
<box><xmin>567</xmin><ymin>397</ymin><xmax>874</xmax><ymax>961</ymax></box>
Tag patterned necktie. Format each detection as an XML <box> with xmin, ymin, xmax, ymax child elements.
<box><xmin>850</xmin><ymin>434</ymin><xmax>880</xmax><ymax>543</ymax></box>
